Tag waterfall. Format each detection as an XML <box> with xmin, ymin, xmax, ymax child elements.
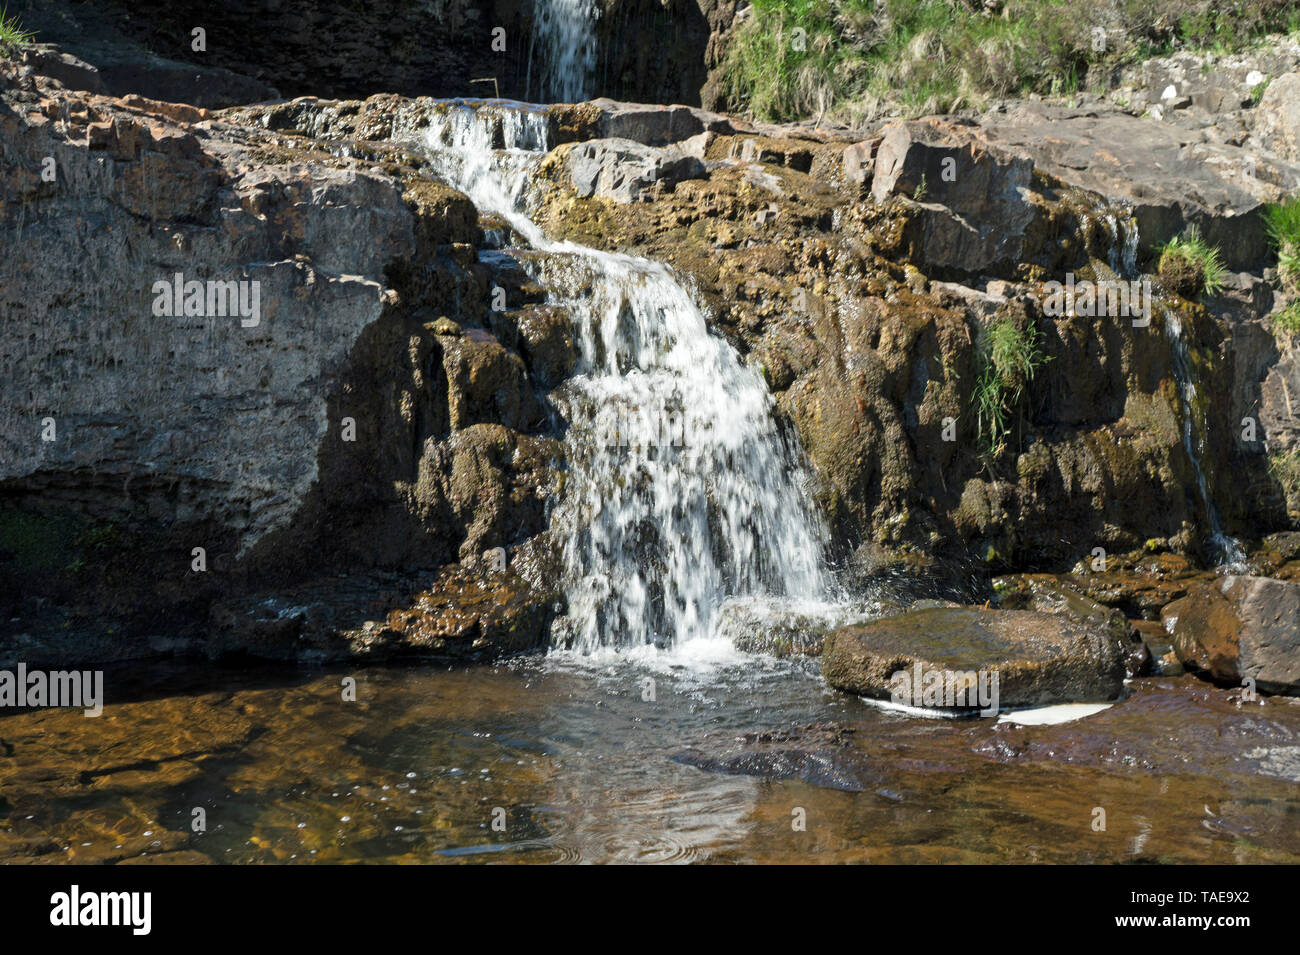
<box><xmin>527</xmin><ymin>0</ymin><xmax>598</xmax><ymax>103</ymax></box>
<box><xmin>1096</xmin><ymin>206</ymin><xmax>1242</xmax><ymax>568</ymax></box>
<box><xmin>420</xmin><ymin>103</ymin><xmax>837</xmax><ymax>651</ymax></box>
<box><xmin>1163</xmin><ymin>308</ymin><xmax>1248</xmax><ymax>569</ymax></box>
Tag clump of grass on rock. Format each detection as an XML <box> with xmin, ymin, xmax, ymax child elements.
<box><xmin>0</xmin><ymin>5</ymin><xmax>33</xmax><ymax>57</ymax></box>
<box><xmin>975</xmin><ymin>314</ymin><xmax>1049</xmax><ymax>461</ymax></box>
<box><xmin>1157</xmin><ymin>227</ymin><xmax>1227</xmax><ymax>300</ymax></box>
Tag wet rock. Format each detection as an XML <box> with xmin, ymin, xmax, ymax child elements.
<box><xmin>563</xmin><ymin>137</ymin><xmax>707</xmax><ymax>203</ymax></box>
<box><xmin>349</xmin><ymin>565</ymin><xmax>558</xmax><ymax>663</ymax></box>
<box><xmin>1162</xmin><ymin>575</ymin><xmax>1300</xmax><ymax>694</ymax></box>
<box><xmin>822</xmin><ymin>607</ymin><xmax>1129</xmax><ymax>709</ymax></box>
<box><xmin>714</xmin><ymin>596</ymin><xmax>875</xmax><ymax>657</ymax></box>
<box><xmin>994</xmin><ymin>574</ymin><xmax>1149</xmax><ymax>677</ymax></box>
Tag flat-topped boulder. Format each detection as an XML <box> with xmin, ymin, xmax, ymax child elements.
<box><xmin>822</xmin><ymin>607</ymin><xmax>1130</xmax><ymax>712</ymax></box>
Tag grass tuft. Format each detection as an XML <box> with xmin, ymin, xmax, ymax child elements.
<box><xmin>0</xmin><ymin>5</ymin><xmax>33</xmax><ymax>56</ymax></box>
<box><xmin>974</xmin><ymin>315</ymin><xmax>1049</xmax><ymax>460</ymax></box>
<box><xmin>1157</xmin><ymin>227</ymin><xmax>1228</xmax><ymax>299</ymax></box>
<box><xmin>1264</xmin><ymin>196</ymin><xmax>1300</xmax><ymax>293</ymax></box>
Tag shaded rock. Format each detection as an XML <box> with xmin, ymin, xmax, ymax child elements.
<box><xmin>822</xmin><ymin>607</ymin><xmax>1129</xmax><ymax>709</ymax></box>
<box><xmin>1162</xmin><ymin>575</ymin><xmax>1300</xmax><ymax>694</ymax></box>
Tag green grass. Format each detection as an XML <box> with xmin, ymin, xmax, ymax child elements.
<box><xmin>723</xmin><ymin>0</ymin><xmax>1300</xmax><ymax>122</ymax></box>
<box><xmin>1264</xmin><ymin>196</ymin><xmax>1300</xmax><ymax>292</ymax></box>
<box><xmin>0</xmin><ymin>5</ymin><xmax>33</xmax><ymax>56</ymax></box>
<box><xmin>1276</xmin><ymin>301</ymin><xmax>1300</xmax><ymax>334</ymax></box>
<box><xmin>1157</xmin><ymin>227</ymin><xmax>1229</xmax><ymax>298</ymax></box>
<box><xmin>974</xmin><ymin>315</ymin><xmax>1049</xmax><ymax>459</ymax></box>
<box><xmin>1269</xmin><ymin>446</ymin><xmax>1300</xmax><ymax>514</ymax></box>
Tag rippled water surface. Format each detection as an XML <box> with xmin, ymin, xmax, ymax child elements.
<box><xmin>2</xmin><ymin>648</ymin><xmax>1299</xmax><ymax>864</ymax></box>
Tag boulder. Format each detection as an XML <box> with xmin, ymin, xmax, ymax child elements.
<box><xmin>975</xmin><ymin>101</ymin><xmax>1300</xmax><ymax>270</ymax></box>
<box><xmin>563</xmin><ymin>137</ymin><xmax>707</xmax><ymax>203</ymax></box>
<box><xmin>871</xmin><ymin>117</ymin><xmax>1037</xmax><ymax>273</ymax></box>
<box><xmin>1161</xmin><ymin>575</ymin><xmax>1300</xmax><ymax>694</ymax></box>
<box><xmin>1252</xmin><ymin>72</ymin><xmax>1300</xmax><ymax>162</ymax></box>
<box><xmin>821</xmin><ymin>607</ymin><xmax>1130</xmax><ymax>711</ymax></box>
<box><xmin>840</xmin><ymin>137</ymin><xmax>878</xmax><ymax>193</ymax></box>
<box><xmin>994</xmin><ymin>574</ymin><xmax>1149</xmax><ymax>677</ymax></box>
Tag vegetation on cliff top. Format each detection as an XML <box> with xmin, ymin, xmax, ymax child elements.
<box><xmin>724</xmin><ymin>0</ymin><xmax>1300</xmax><ymax>122</ymax></box>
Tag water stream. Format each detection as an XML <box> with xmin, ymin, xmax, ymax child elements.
<box><xmin>420</xmin><ymin>104</ymin><xmax>839</xmax><ymax>652</ymax></box>
<box><xmin>526</xmin><ymin>0</ymin><xmax>598</xmax><ymax>103</ymax></box>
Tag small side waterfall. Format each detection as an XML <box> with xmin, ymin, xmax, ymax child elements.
<box><xmin>1163</xmin><ymin>307</ymin><xmax>1248</xmax><ymax>568</ymax></box>
<box><xmin>526</xmin><ymin>0</ymin><xmax>598</xmax><ymax>103</ymax></box>
<box><xmin>1088</xmin><ymin>204</ymin><xmax>1243</xmax><ymax>568</ymax></box>
<box><xmin>420</xmin><ymin>104</ymin><xmax>837</xmax><ymax>651</ymax></box>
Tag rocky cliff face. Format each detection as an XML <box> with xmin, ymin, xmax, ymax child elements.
<box><xmin>528</xmin><ymin>99</ymin><xmax>1300</xmax><ymax>577</ymax></box>
<box><xmin>12</xmin><ymin>0</ymin><xmax>730</xmax><ymax>108</ymax></box>
<box><xmin>3</xmin><ymin>24</ymin><xmax>1299</xmax><ymax>667</ymax></box>
<box><xmin>0</xmin><ymin>67</ymin><xmax>562</xmax><ymax>664</ymax></box>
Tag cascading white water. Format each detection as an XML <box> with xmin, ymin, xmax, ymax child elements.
<box><xmin>527</xmin><ymin>0</ymin><xmax>598</xmax><ymax>103</ymax></box>
<box><xmin>421</xmin><ymin>104</ymin><xmax>838</xmax><ymax>651</ymax></box>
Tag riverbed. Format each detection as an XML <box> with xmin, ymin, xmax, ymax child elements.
<box><xmin>1</xmin><ymin>645</ymin><xmax>1297</xmax><ymax>864</ymax></box>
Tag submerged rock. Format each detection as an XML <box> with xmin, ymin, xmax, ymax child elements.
<box><xmin>821</xmin><ymin>607</ymin><xmax>1129</xmax><ymax>711</ymax></box>
<box><xmin>1162</xmin><ymin>575</ymin><xmax>1300</xmax><ymax>694</ymax></box>
<box><xmin>673</xmin><ymin>722</ymin><xmax>871</xmax><ymax>791</ymax></box>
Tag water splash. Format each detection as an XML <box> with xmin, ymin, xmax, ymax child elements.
<box><xmin>421</xmin><ymin>103</ymin><xmax>838</xmax><ymax>651</ymax></box>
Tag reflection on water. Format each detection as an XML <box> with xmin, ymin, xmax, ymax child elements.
<box><xmin>0</xmin><ymin>650</ymin><xmax>1298</xmax><ymax>864</ymax></box>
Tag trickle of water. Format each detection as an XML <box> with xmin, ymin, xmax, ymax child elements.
<box><xmin>1163</xmin><ymin>307</ymin><xmax>1248</xmax><ymax>569</ymax></box>
<box><xmin>527</xmin><ymin>0</ymin><xmax>598</xmax><ymax>103</ymax></box>
<box><xmin>420</xmin><ymin>103</ymin><xmax>838</xmax><ymax>651</ymax></box>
